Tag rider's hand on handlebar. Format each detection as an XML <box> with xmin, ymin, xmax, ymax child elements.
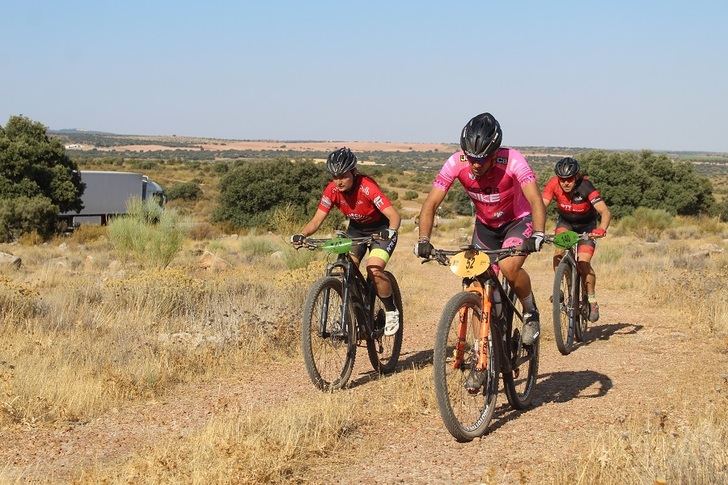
<box><xmin>590</xmin><ymin>228</ymin><xmax>606</xmax><ymax>238</ymax></box>
<box><xmin>414</xmin><ymin>239</ymin><xmax>433</xmax><ymax>259</ymax></box>
<box><xmin>521</xmin><ymin>231</ymin><xmax>545</xmax><ymax>253</ymax></box>
<box><xmin>378</xmin><ymin>228</ymin><xmax>398</xmax><ymax>241</ymax></box>
<box><xmin>290</xmin><ymin>234</ymin><xmax>305</xmax><ymax>249</ymax></box>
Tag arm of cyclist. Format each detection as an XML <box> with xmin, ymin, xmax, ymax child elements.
<box><xmin>291</xmin><ymin>209</ymin><xmax>329</xmax><ymax>247</ymax></box>
<box><xmin>415</xmin><ymin>187</ymin><xmax>448</xmax><ymax>258</ymax></box>
<box><xmin>377</xmin><ymin>205</ymin><xmax>401</xmax><ymax>240</ymax></box>
<box><xmin>590</xmin><ymin>200</ymin><xmax>611</xmax><ymax>238</ymax></box>
<box><xmin>521</xmin><ymin>180</ymin><xmax>547</xmax><ymax>252</ymax></box>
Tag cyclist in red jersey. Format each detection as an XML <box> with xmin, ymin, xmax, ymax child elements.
<box><xmin>415</xmin><ymin>112</ymin><xmax>547</xmax><ymax>346</ymax></box>
<box><xmin>542</xmin><ymin>157</ymin><xmax>611</xmax><ymax>322</ymax></box>
<box><xmin>291</xmin><ymin>148</ymin><xmax>402</xmax><ymax>335</ymax></box>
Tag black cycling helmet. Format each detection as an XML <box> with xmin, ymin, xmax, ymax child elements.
<box><xmin>326</xmin><ymin>147</ymin><xmax>357</xmax><ymax>177</ymax></box>
<box><xmin>554</xmin><ymin>157</ymin><xmax>580</xmax><ymax>178</ymax></box>
<box><xmin>460</xmin><ymin>112</ymin><xmax>502</xmax><ymax>159</ymax></box>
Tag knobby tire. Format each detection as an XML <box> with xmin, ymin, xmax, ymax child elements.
<box><xmin>433</xmin><ymin>292</ymin><xmax>498</xmax><ymax>442</ymax></box>
<box><xmin>366</xmin><ymin>271</ymin><xmax>403</xmax><ymax>374</ymax></box>
<box><xmin>301</xmin><ymin>276</ymin><xmax>356</xmax><ymax>391</ymax></box>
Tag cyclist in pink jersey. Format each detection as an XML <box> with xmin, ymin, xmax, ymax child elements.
<box><xmin>415</xmin><ymin>112</ymin><xmax>546</xmax><ymax>345</ymax></box>
<box><xmin>291</xmin><ymin>148</ymin><xmax>402</xmax><ymax>336</ymax></box>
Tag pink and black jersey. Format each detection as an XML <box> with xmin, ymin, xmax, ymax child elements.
<box><xmin>542</xmin><ymin>176</ymin><xmax>602</xmax><ymax>224</ymax></box>
<box><xmin>433</xmin><ymin>148</ymin><xmax>537</xmax><ymax>228</ymax></box>
<box><xmin>318</xmin><ymin>174</ymin><xmax>392</xmax><ymax>227</ymax></box>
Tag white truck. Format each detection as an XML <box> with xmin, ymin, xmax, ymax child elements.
<box><xmin>61</xmin><ymin>170</ymin><xmax>165</xmax><ymax>225</ymax></box>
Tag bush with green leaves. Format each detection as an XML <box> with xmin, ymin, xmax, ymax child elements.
<box><xmin>166</xmin><ymin>181</ymin><xmax>202</xmax><ymax>201</ymax></box>
<box><xmin>617</xmin><ymin>207</ymin><xmax>674</xmax><ymax>240</ymax></box>
<box><xmin>108</xmin><ymin>198</ymin><xmax>184</xmax><ymax>267</ymax></box>
<box><xmin>444</xmin><ymin>188</ymin><xmax>473</xmax><ymax>216</ymax></box>
<box><xmin>0</xmin><ymin>196</ymin><xmax>58</xmax><ymax>241</ymax></box>
<box><xmin>403</xmin><ymin>190</ymin><xmax>419</xmax><ymax>200</ymax></box>
<box><xmin>214</xmin><ymin>159</ymin><xmax>329</xmax><ymax>229</ymax></box>
<box><xmin>0</xmin><ymin>115</ymin><xmax>84</xmax><ymax>240</ymax></box>
<box><xmin>719</xmin><ymin>198</ymin><xmax>728</xmax><ymax>223</ymax></box>
<box><xmin>580</xmin><ymin>151</ymin><xmax>715</xmax><ymax>218</ymax></box>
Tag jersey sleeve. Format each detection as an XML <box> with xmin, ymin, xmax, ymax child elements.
<box><xmin>581</xmin><ymin>179</ymin><xmax>603</xmax><ymax>204</ymax></box>
<box><xmin>432</xmin><ymin>153</ymin><xmax>461</xmax><ymax>192</ymax></box>
<box><xmin>542</xmin><ymin>177</ymin><xmax>558</xmax><ymax>203</ymax></box>
<box><xmin>317</xmin><ymin>183</ymin><xmax>335</xmax><ymax>214</ymax></box>
<box><xmin>506</xmin><ymin>151</ymin><xmax>536</xmax><ymax>186</ymax></box>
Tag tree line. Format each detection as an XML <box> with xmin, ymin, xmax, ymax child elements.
<box><xmin>1</xmin><ymin>114</ymin><xmax>726</xmax><ymax>242</ymax></box>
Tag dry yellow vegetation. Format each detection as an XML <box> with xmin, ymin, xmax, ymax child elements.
<box><xmin>0</xmin><ymin>218</ymin><xmax>726</xmax><ymax>483</ymax></box>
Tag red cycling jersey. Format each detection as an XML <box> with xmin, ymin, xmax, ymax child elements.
<box><xmin>318</xmin><ymin>174</ymin><xmax>392</xmax><ymax>227</ymax></box>
<box><xmin>542</xmin><ymin>176</ymin><xmax>603</xmax><ymax>224</ymax></box>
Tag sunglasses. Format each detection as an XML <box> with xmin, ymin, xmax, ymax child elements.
<box><xmin>558</xmin><ymin>176</ymin><xmax>576</xmax><ymax>183</ymax></box>
<box><xmin>464</xmin><ymin>154</ymin><xmax>490</xmax><ymax>165</ymax></box>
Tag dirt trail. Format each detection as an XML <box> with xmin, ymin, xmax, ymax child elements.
<box><xmin>1</xmin><ymin>241</ymin><xmax>726</xmax><ymax>482</ymax></box>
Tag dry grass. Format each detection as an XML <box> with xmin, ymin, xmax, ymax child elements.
<box><xmin>75</xmin><ymin>366</ymin><xmax>436</xmax><ymax>483</ymax></box>
<box><xmin>551</xmin><ymin>399</ymin><xmax>728</xmax><ymax>484</ymax></box>
<box><xmin>0</xmin><ymin>244</ymin><xmax>306</xmax><ymax>426</ymax></box>
<box><xmin>1</xmin><ymin>215</ymin><xmax>727</xmax><ymax>482</ymax></box>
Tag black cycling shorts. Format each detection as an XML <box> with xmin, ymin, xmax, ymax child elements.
<box><xmin>347</xmin><ymin>222</ymin><xmax>398</xmax><ymax>263</ymax></box>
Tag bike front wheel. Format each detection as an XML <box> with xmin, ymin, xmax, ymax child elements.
<box><xmin>433</xmin><ymin>292</ymin><xmax>498</xmax><ymax>442</ymax></box>
<box><xmin>552</xmin><ymin>261</ymin><xmax>575</xmax><ymax>355</ymax></box>
<box><xmin>301</xmin><ymin>276</ymin><xmax>356</xmax><ymax>391</ymax></box>
<box><xmin>366</xmin><ymin>271</ymin><xmax>403</xmax><ymax>375</ymax></box>
<box><xmin>501</xmin><ymin>283</ymin><xmax>539</xmax><ymax>409</ymax></box>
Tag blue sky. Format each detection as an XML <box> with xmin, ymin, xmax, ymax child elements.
<box><xmin>2</xmin><ymin>1</ymin><xmax>727</xmax><ymax>151</ymax></box>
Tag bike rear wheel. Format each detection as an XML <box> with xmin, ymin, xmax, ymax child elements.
<box><xmin>433</xmin><ymin>292</ymin><xmax>498</xmax><ymax>442</ymax></box>
<box><xmin>552</xmin><ymin>261</ymin><xmax>575</xmax><ymax>355</ymax></box>
<box><xmin>501</xmin><ymin>282</ymin><xmax>539</xmax><ymax>409</ymax></box>
<box><xmin>366</xmin><ymin>271</ymin><xmax>403</xmax><ymax>375</ymax></box>
<box><xmin>301</xmin><ymin>276</ymin><xmax>356</xmax><ymax>391</ymax></box>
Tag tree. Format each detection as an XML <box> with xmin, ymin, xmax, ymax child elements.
<box><xmin>0</xmin><ymin>115</ymin><xmax>84</xmax><ymax>240</ymax></box>
<box><xmin>213</xmin><ymin>159</ymin><xmax>329</xmax><ymax>228</ymax></box>
<box><xmin>580</xmin><ymin>150</ymin><xmax>714</xmax><ymax>218</ymax></box>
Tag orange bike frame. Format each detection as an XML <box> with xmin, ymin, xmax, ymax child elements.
<box><xmin>454</xmin><ymin>281</ymin><xmax>491</xmax><ymax>371</ymax></box>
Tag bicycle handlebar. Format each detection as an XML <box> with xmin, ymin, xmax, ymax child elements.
<box><xmin>294</xmin><ymin>234</ymin><xmax>382</xmax><ymax>251</ymax></box>
<box><xmin>423</xmin><ymin>245</ymin><xmax>527</xmax><ymax>267</ymax></box>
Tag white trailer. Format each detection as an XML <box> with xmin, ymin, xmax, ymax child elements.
<box><xmin>61</xmin><ymin>170</ymin><xmax>165</xmax><ymax>225</ymax></box>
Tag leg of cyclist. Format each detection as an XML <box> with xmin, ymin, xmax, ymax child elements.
<box><xmin>576</xmin><ymin>247</ymin><xmax>599</xmax><ymax>322</ymax></box>
<box><xmin>573</xmin><ymin>221</ymin><xmax>599</xmax><ymax>322</ymax></box>
<box><xmin>473</xmin><ymin>216</ymin><xmax>540</xmax><ymax>344</ymax></box>
<box><xmin>365</xmin><ymin>233</ymin><xmax>399</xmax><ymax>336</ymax></box>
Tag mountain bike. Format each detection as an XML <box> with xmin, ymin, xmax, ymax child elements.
<box><xmin>550</xmin><ymin>230</ymin><xmax>603</xmax><ymax>355</ymax></box>
<box><xmin>424</xmin><ymin>245</ymin><xmax>539</xmax><ymax>442</ymax></box>
<box><xmin>296</xmin><ymin>234</ymin><xmax>403</xmax><ymax>391</ymax></box>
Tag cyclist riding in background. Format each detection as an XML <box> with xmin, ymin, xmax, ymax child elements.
<box><xmin>415</xmin><ymin>112</ymin><xmax>547</xmax><ymax>345</ymax></box>
<box><xmin>542</xmin><ymin>157</ymin><xmax>611</xmax><ymax>322</ymax></box>
<box><xmin>291</xmin><ymin>147</ymin><xmax>402</xmax><ymax>336</ymax></box>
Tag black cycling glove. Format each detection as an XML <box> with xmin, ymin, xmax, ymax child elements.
<box><xmin>521</xmin><ymin>231</ymin><xmax>545</xmax><ymax>253</ymax></box>
<box><xmin>414</xmin><ymin>239</ymin><xmax>433</xmax><ymax>258</ymax></box>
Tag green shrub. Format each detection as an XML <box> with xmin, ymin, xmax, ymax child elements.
<box><xmin>0</xmin><ymin>115</ymin><xmax>84</xmax><ymax>240</ymax></box>
<box><xmin>403</xmin><ymin>191</ymin><xmax>419</xmax><ymax>200</ymax></box>
<box><xmin>213</xmin><ymin>159</ymin><xmax>328</xmax><ymax>229</ymax></box>
<box><xmin>581</xmin><ymin>151</ymin><xmax>715</xmax><ymax>218</ymax></box>
<box><xmin>618</xmin><ymin>207</ymin><xmax>674</xmax><ymax>240</ymax></box>
<box><xmin>108</xmin><ymin>198</ymin><xmax>184</xmax><ymax>267</ymax></box>
<box><xmin>0</xmin><ymin>196</ymin><xmax>58</xmax><ymax>242</ymax></box>
<box><xmin>213</xmin><ymin>162</ymin><xmax>229</xmax><ymax>174</ymax></box>
<box><xmin>167</xmin><ymin>182</ymin><xmax>203</xmax><ymax>201</ymax></box>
